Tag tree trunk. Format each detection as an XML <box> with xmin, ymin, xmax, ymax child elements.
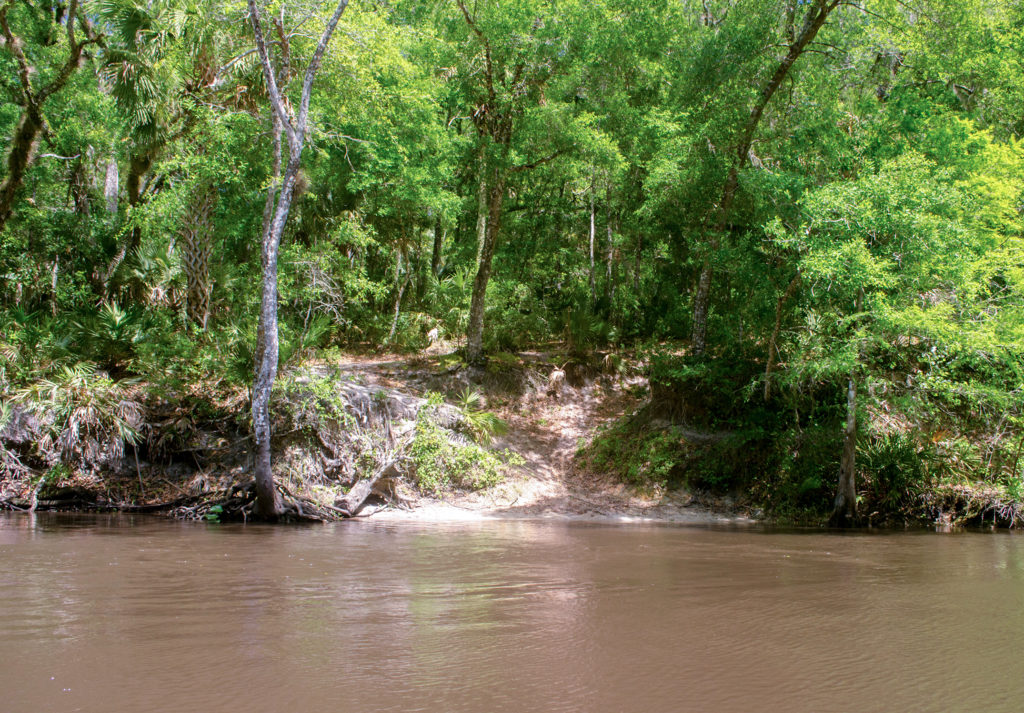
<box><xmin>691</xmin><ymin>254</ymin><xmax>714</xmax><ymax>355</ymax></box>
<box><xmin>832</xmin><ymin>286</ymin><xmax>863</xmax><ymax>527</ymax></box>
<box><xmin>0</xmin><ymin>110</ymin><xmax>43</xmax><ymax>232</ymax></box>
<box><xmin>334</xmin><ymin>460</ymin><xmax>402</xmax><ymax>517</ymax></box>
<box><xmin>125</xmin><ymin>151</ymin><xmax>155</xmax><ymax>258</ymax></box>
<box><xmin>832</xmin><ymin>374</ymin><xmax>858</xmax><ymax>526</ymax></box>
<box><xmin>605</xmin><ymin>187</ymin><xmax>615</xmax><ymax>305</ymax></box>
<box><xmin>465</xmin><ymin>171</ymin><xmax>505</xmax><ymax>365</ymax></box>
<box><xmin>180</xmin><ymin>185</ymin><xmax>216</xmax><ymax>330</ymax></box>
<box><xmin>104</xmin><ymin>158</ymin><xmax>119</xmax><ymax>213</ymax></box>
<box><xmin>252</xmin><ymin>158</ymin><xmax>300</xmax><ymax>520</ymax></box>
<box><xmin>633</xmin><ymin>232</ymin><xmax>642</xmax><ymax>293</ymax></box>
<box><xmin>431</xmin><ymin>218</ymin><xmax>444</xmax><ymax>276</ymax></box>
<box><xmin>50</xmin><ymin>256</ymin><xmax>59</xmax><ymax>315</ymax></box>
<box><xmin>588</xmin><ymin>188</ymin><xmax>597</xmax><ymax>306</ymax></box>
<box><xmin>248</xmin><ymin>0</ymin><xmax>349</xmax><ymax>519</ymax></box>
<box><xmin>387</xmin><ymin>247</ymin><xmax>411</xmax><ymax>343</ymax></box>
<box><xmin>473</xmin><ymin>166</ymin><xmax>488</xmax><ymax>264</ymax></box>
<box><xmin>764</xmin><ymin>272</ymin><xmax>801</xmax><ymax>400</ymax></box>
<box><xmin>69</xmin><ymin>156</ymin><xmax>89</xmax><ymax>216</ymax></box>
<box><xmin>254</xmin><ymin>114</ymin><xmax>283</xmax><ymax>418</ymax></box>
<box><xmin>414</xmin><ymin>227</ymin><xmax>426</xmax><ymax>303</ymax></box>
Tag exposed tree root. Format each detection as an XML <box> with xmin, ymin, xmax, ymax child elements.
<box><xmin>922</xmin><ymin>484</ymin><xmax>1024</xmax><ymax>529</ymax></box>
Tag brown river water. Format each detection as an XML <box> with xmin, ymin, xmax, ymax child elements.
<box><xmin>2</xmin><ymin>513</ymin><xmax>1023</xmax><ymax>713</ymax></box>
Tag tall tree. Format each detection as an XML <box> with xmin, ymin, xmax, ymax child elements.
<box><xmin>690</xmin><ymin>0</ymin><xmax>841</xmax><ymax>355</ymax></box>
<box><xmin>248</xmin><ymin>0</ymin><xmax>349</xmax><ymax>519</ymax></box>
<box><xmin>453</xmin><ymin>0</ymin><xmax>571</xmax><ymax>364</ymax></box>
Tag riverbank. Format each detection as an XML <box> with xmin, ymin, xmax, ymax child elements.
<box><xmin>0</xmin><ymin>350</ymin><xmax>754</xmax><ymax>523</ymax></box>
<box><xmin>2</xmin><ymin>349</ymin><xmax>1021</xmax><ymax>528</ymax></box>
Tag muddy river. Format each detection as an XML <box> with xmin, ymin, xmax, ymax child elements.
<box><xmin>1</xmin><ymin>513</ymin><xmax>1022</xmax><ymax>712</ymax></box>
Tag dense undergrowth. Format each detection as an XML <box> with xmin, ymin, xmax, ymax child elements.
<box><xmin>584</xmin><ymin>349</ymin><xmax>1024</xmax><ymax>527</ymax></box>
<box><xmin>0</xmin><ymin>345</ymin><xmax>519</xmax><ymax>518</ymax></box>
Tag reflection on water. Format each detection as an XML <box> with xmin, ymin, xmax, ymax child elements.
<box><xmin>2</xmin><ymin>514</ymin><xmax>1023</xmax><ymax>713</ymax></box>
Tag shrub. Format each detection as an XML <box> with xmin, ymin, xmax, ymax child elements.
<box><xmin>455</xmin><ymin>387</ymin><xmax>508</xmax><ymax>444</ymax></box>
<box><xmin>409</xmin><ymin>395</ymin><xmax>509</xmax><ymax>493</ymax></box>
<box><xmin>15</xmin><ymin>363</ymin><xmax>142</xmax><ymax>469</ymax></box>
<box><xmin>72</xmin><ymin>302</ymin><xmax>155</xmax><ymax>375</ymax></box>
<box><xmin>859</xmin><ymin>433</ymin><xmax>934</xmax><ymax>512</ymax></box>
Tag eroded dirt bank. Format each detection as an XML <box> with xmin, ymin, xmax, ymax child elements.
<box><xmin>0</xmin><ymin>351</ymin><xmax>751</xmax><ymax>524</ymax></box>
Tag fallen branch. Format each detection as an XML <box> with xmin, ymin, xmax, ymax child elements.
<box><xmin>334</xmin><ymin>459</ymin><xmax>403</xmax><ymax>517</ymax></box>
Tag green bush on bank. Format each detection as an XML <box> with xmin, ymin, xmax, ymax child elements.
<box><xmin>585</xmin><ymin>348</ymin><xmax>1024</xmax><ymax>523</ymax></box>
<box><xmin>409</xmin><ymin>393</ymin><xmax>519</xmax><ymax>494</ymax></box>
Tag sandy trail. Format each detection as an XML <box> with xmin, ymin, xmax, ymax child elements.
<box><xmin>324</xmin><ymin>355</ymin><xmax>750</xmax><ymax>524</ymax></box>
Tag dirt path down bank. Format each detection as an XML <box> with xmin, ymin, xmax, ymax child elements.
<box><xmin>313</xmin><ymin>353</ymin><xmax>751</xmax><ymax>524</ymax></box>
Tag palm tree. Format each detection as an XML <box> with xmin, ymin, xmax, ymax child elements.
<box><xmin>96</xmin><ymin>0</ymin><xmax>233</xmax><ymax>296</ymax></box>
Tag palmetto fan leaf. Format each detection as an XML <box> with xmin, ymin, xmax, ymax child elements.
<box><xmin>97</xmin><ymin>0</ymin><xmax>230</xmax><ymax>134</ymax></box>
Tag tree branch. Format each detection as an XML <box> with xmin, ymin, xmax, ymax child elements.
<box><xmin>37</xmin><ymin>0</ymin><xmax>96</xmax><ymax>104</ymax></box>
<box><xmin>1</xmin><ymin>0</ymin><xmax>38</xmax><ymax>109</ymax></box>
<box><xmin>296</xmin><ymin>0</ymin><xmax>349</xmax><ymax>142</ymax></box>
<box><xmin>456</xmin><ymin>0</ymin><xmax>496</xmax><ymax>110</ymax></box>
<box><xmin>509</xmin><ymin>150</ymin><xmax>564</xmax><ymax>173</ymax></box>
<box><xmin>247</xmin><ymin>0</ymin><xmax>298</xmax><ymax>146</ymax></box>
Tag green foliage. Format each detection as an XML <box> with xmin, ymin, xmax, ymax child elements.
<box><xmin>15</xmin><ymin>364</ymin><xmax>142</xmax><ymax>468</ymax></box>
<box><xmin>587</xmin><ymin>419</ymin><xmax>682</xmax><ymax>490</ymax></box>
<box><xmin>72</xmin><ymin>303</ymin><xmax>156</xmax><ymax>374</ymax></box>
<box><xmin>588</xmin><ymin>351</ymin><xmax>848</xmax><ymax>510</ymax></box>
<box><xmin>646</xmin><ymin>352</ymin><xmax>782</xmax><ymax>429</ymax></box>
<box><xmin>2</xmin><ymin>0</ymin><xmax>1024</xmax><ymax>519</ymax></box>
<box><xmin>274</xmin><ymin>373</ymin><xmax>357</xmax><ymax>434</ymax></box>
<box><xmin>409</xmin><ymin>395</ymin><xmax>508</xmax><ymax>493</ymax></box>
<box><xmin>482</xmin><ymin>280</ymin><xmax>552</xmax><ymax>353</ymax></box>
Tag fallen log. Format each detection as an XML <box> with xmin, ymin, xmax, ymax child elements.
<box><xmin>334</xmin><ymin>460</ymin><xmax>403</xmax><ymax>517</ymax></box>
<box><xmin>112</xmin><ymin>496</ymin><xmax>197</xmax><ymax>512</ymax></box>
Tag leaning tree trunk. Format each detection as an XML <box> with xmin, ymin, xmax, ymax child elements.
<box><xmin>691</xmin><ymin>0</ymin><xmax>840</xmax><ymax>354</ymax></box>
<box><xmin>180</xmin><ymin>185</ymin><xmax>216</xmax><ymax>330</ymax></box>
<box><xmin>0</xmin><ymin>110</ymin><xmax>43</xmax><ymax>232</ymax></box>
<box><xmin>465</xmin><ymin>171</ymin><xmax>506</xmax><ymax>365</ymax></box>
